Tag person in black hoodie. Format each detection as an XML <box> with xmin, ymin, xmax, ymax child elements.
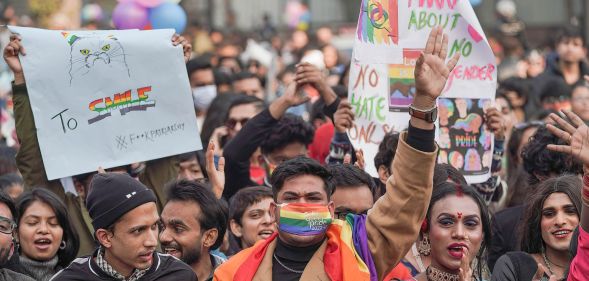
<box><xmin>50</xmin><ymin>173</ymin><xmax>196</xmax><ymax>281</ymax></box>
<box><xmin>527</xmin><ymin>26</ymin><xmax>589</xmax><ymax>114</ymax></box>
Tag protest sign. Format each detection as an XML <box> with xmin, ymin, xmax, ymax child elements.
<box><xmin>9</xmin><ymin>26</ymin><xmax>202</xmax><ymax>180</ymax></box>
<box><xmin>348</xmin><ymin>0</ymin><xmax>496</xmax><ymax>183</ymax></box>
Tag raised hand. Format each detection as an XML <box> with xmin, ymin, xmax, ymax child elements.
<box><xmin>172</xmin><ymin>34</ymin><xmax>192</xmax><ymax>63</ymax></box>
<box><xmin>545</xmin><ymin>110</ymin><xmax>589</xmax><ymax>165</ymax></box>
<box><xmin>295</xmin><ymin>62</ymin><xmax>337</xmax><ymax>105</ymax></box>
<box><xmin>458</xmin><ymin>249</ymin><xmax>472</xmax><ymax>281</ymax></box>
<box><xmin>414</xmin><ymin>26</ymin><xmax>460</xmax><ymax>109</ymax></box>
<box><xmin>485</xmin><ymin>107</ymin><xmax>505</xmax><ymax>140</ymax></box>
<box><xmin>333</xmin><ymin>101</ymin><xmax>355</xmax><ymax>133</ymax></box>
<box><xmin>354</xmin><ymin>149</ymin><xmax>365</xmax><ymax>171</ymax></box>
<box><xmin>209</xmin><ymin>126</ymin><xmax>229</xmax><ymax>157</ymax></box>
<box><xmin>3</xmin><ymin>34</ymin><xmax>26</xmax><ymax>85</ymax></box>
<box><xmin>206</xmin><ymin>140</ymin><xmax>225</xmax><ymax>199</ymax></box>
<box><xmin>533</xmin><ymin>263</ymin><xmax>557</xmax><ymax>281</ymax></box>
<box><xmin>269</xmin><ymin>82</ymin><xmax>310</xmax><ymax>119</ymax></box>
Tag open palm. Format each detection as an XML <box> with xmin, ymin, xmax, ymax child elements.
<box><xmin>546</xmin><ymin>110</ymin><xmax>589</xmax><ymax>165</ymax></box>
<box><xmin>414</xmin><ymin>26</ymin><xmax>460</xmax><ymax>104</ymax></box>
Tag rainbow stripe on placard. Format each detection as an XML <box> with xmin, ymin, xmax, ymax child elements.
<box><xmin>357</xmin><ymin>0</ymin><xmax>399</xmax><ymax>45</ymax></box>
<box><xmin>61</xmin><ymin>32</ymin><xmax>80</xmax><ymax>46</ymax></box>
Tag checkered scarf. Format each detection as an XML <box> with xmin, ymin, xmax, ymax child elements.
<box><xmin>96</xmin><ymin>247</ymin><xmax>149</xmax><ymax>281</ymax></box>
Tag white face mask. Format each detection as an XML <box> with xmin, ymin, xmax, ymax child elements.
<box><xmin>192</xmin><ymin>85</ymin><xmax>217</xmax><ymax>111</ymax></box>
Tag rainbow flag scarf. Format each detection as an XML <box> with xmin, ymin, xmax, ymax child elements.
<box><xmin>232</xmin><ymin>214</ymin><xmax>374</xmax><ymax>281</ymax></box>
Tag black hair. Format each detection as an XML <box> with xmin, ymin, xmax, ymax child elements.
<box><xmin>0</xmin><ymin>189</ymin><xmax>16</xmax><ymax>221</ymax></box>
<box><xmin>521</xmin><ymin>125</ymin><xmax>582</xmax><ymax>185</ymax></box>
<box><xmin>260</xmin><ymin>114</ymin><xmax>314</xmax><ymax>155</ymax></box>
<box><xmin>310</xmin><ymin>99</ymin><xmax>326</xmax><ymax>123</ymax></box>
<box><xmin>176</xmin><ymin>151</ymin><xmax>208</xmax><ymax>179</ymax></box>
<box><xmin>165</xmin><ymin>180</ymin><xmax>227</xmax><ymax>250</ymax></box>
<box><xmin>520</xmin><ymin>175</ymin><xmax>582</xmax><ymax>254</ymax></box>
<box><xmin>505</xmin><ymin>122</ymin><xmax>542</xmax><ymax>207</ymax></box>
<box><xmin>373</xmin><ymin>132</ymin><xmax>400</xmax><ymax>173</ymax></box>
<box><xmin>424</xmin><ymin>183</ymin><xmax>492</xmax><ymax>280</ymax></box>
<box><xmin>0</xmin><ymin>145</ymin><xmax>17</xmax><ymax>176</ymax></box>
<box><xmin>277</xmin><ymin>64</ymin><xmax>296</xmax><ymax>81</ymax></box>
<box><xmin>270</xmin><ymin>156</ymin><xmax>334</xmax><ymax>201</ymax></box>
<box><xmin>231</xmin><ymin>71</ymin><xmax>259</xmax><ymax>83</ymax></box>
<box><xmin>495</xmin><ymin>92</ymin><xmax>513</xmax><ymax>111</ymax></box>
<box><xmin>213</xmin><ymin>69</ymin><xmax>233</xmax><ymax>87</ymax></box>
<box><xmin>225</xmin><ymin>94</ymin><xmax>266</xmax><ymax>121</ymax></box>
<box><xmin>186</xmin><ymin>56</ymin><xmax>213</xmax><ymax>76</ymax></box>
<box><xmin>17</xmin><ymin>188</ymin><xmax>79</xmax><ymax>267</ymax></box>
<box><xmin>331</xmin><ymin>85</ymin><xmax>348</xmax><ymax>99</ymax></box>
<box><xmin>200</xmin><ymin>93</ymin><xmax>239</xmax><ymax>144</ymax></box>
<box><xmin>0</xmin><ymin>173</ymin><xmax>22</xmax><ymax>191</ymax></box>
<box><xmin>539</xmin><ymin>76</ymin><xmax>571</xmax><ymax>102</ymax></box>
<box><xmin>433</xmin><ymin>163</ymin><xmax>468</xmax><ymax>187</ymax></box>
<box><xmin>499</xmin><ymin>77</ymin><xmax>529</xmax><ymax>100</ymax></box>
<box><xmin>218</xmin><ymin>56</ymin><xmax>243</xmax><ymax>71</ymax></box>
<box><xmin>327</xmin><ymin>164</ymin><xmax>376</xmax><ymax>201</ymax></box>
<box><xmin>227</xmin><ymin>186</ymin><xmax>273</xmax><ymax>255</ymax></box>
<box><xmin>556</xmin><ymin>26</ymin><xmax>585</xmax><ymax>46</ymax></box>
<box><xmin>228</xmin><ymin>186</ymin><xmax>273</xmax><ymax>227</ymax></box>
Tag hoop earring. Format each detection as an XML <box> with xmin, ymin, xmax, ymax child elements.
<box><xmin>59</xmin><ymin>241</ymin><xmax>66</xmax><ymax>250</ymax></box>
<box><xmin>417</xmin><ymin>234</ymin><xmax>431</xmax><ymax>256</ymax></box>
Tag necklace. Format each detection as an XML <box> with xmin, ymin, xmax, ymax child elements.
<box><xmin>542</xmin><ymin>251</ymin><xmax>566</xmax><ymax>276</ymax></box>
<box><xmin>273</xmin><ymin>253</ymin><xmax>305</xmax><ymax>274</ymax></box>
<box><xmin>426</xmin><ymin>266</ymin><xmax>459</xmax><ymax>281</ymax></box>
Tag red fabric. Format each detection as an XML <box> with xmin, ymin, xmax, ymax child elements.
<box><xmin>383</xmin><ymin>263</ymin><xmax>412</xmax><ymax>281</ymax></box>
<box><xmin>308</xmin><ymin>122</ymin><xmax>334</xmax><ymax>165</ymax></box>
<box><xmin>233</xmin><ymin>233</ymin><xmax>278</xmax><ymax>281</ymax></box>
<box><xmin>567</xmin><ymin>225</ymin><xmax>589</xmax><ymax>281</ymax></box>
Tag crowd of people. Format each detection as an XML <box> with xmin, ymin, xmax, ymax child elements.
<box><xmin>0</xmin><ymin>9</ymin><xmax>586</xmax><ymax>281</ymax></box>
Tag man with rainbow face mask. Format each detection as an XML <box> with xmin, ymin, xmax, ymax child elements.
<box><xmin>214</xmin><ymin>26</ymin><xmax>459</xmax><ymax>281</ymax></box>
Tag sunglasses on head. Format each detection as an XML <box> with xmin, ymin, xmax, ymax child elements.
<box><xmin>226</xmin><ymin>117</ymin><xmax>250</xmax><ymax>129</ymax></box>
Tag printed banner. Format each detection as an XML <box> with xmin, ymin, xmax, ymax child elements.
<box><xmin>438</xmin><ymin>98</ymin><xmax>493</xmax><ymax>183</ymax></box>
<box><xmin>348</xmin><ymin>0</ymin><xmax>496</xmax><ymax>183</ymax></box>
<box><xmin>10</xmin><ymin>26</ymin><xmax>202</xmax><ymax>180</ymax></box>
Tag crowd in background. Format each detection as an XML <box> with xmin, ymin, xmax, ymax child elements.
<box><xmin>0</xmin><ymin>2</ymin><xmax>586</xmax><ymax>281</ymax></box>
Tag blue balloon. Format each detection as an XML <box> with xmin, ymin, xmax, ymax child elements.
<box><xmin>148</xmin><ymin>3</ymin><xmax>187</xmax><ymax>33</ymax></box>
<box><xmin>469</xmin><ymin>0</ymin><xmax>482</xmax><ymax>6</ymax></box>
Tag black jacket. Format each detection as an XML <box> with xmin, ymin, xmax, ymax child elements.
<box><xmin>487</xmin><ymin>205</ymin><xmax>525</xmax><ymax>271</ymax></box>
<box><xmin>49</xmin><ymin>250</ymin><xmax>197</xmax><ymax>281</ymax></box>
<box><xmin>526</xmin><ymin>53</ymin><xmax>589</xmax><ymax>117</ymax></box>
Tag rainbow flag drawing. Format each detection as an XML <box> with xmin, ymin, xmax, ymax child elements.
<box><xmin>357</xmin><ymin>0</ymin><xmax>399</xmax><ymax>45</ymax></box>
<box><xmin>389</xmin><ymin>49</ymin><xmax>422</xmax><ymax>111</ymax></box>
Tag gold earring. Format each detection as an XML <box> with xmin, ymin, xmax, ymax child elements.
<box><xmin>417</xmin><ymin>234</ymin><xmax>431</xmax><ymax>256</ymax></box>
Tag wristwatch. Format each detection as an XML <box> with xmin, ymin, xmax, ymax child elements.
<box><xmin>408</xmin><ymin>104</ymin><xmax>438</xmax><ymax>123</ymax></box>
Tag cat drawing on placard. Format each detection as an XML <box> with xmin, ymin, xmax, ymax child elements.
<box><xmin>62</xmin><ymin>32</ymin><xmax>130</xmax><ymax>85</ymax></box>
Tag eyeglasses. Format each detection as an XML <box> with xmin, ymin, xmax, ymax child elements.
<box><xmin>226</xmin><ymin>117</ymin><xmax>250</xmax><ymax>130</ymax></box>
<box><xmin>334</xmin><ymin>210</ymin><xmax>368</xmax><ymax>220</ymax></box>
<box><xmin>0</xmin><ymin>216</ymin><xmax>16</xmax><ymax>234</ymax></box>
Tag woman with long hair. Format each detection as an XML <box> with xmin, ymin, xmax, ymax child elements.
<box><xmin>492</xmin><ymin>175</ymin><xmax>581</xmax><ymax>280</ymax></box>
<box><xmin>401</xmin><ymin>183</ymin><xmax>491</xmax><ymax>281</ymax></box>
<box><xmin>16</xmin><ymin>188</ymin><xmax>79</xmax><ymax>281</ymax></box>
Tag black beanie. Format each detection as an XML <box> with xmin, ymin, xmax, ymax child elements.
<box><xmin>85</xmin><ymin>173</ymin><xmax>157</xmax><ymax>232</ymax></box>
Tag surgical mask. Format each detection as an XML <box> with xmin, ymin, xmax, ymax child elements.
<box><xmin>277</xmin><ymin>203</ymin><xmax>332</xmax><ymax>236</ymax></box>
<box><xmin>192</xmin><ymin>85</ymin><xmax>217</xmax><ymax>111</ymax></box>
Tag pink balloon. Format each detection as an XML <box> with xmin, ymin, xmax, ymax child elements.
<box><xmin>112</xmin><ymin>2</ymin><xmax>149</xmax><ymax>30</ymax></box>
<box><xmin>134</xmin><ymin>0</ymin><xmax>164</xmax><ymax>8</ymax></box>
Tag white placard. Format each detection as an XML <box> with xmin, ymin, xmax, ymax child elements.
<box><xmin>348</xmin><ymin>0</ymin><xmax>496</xmax><ymax>183</ymax></box>
<box><xmin>10</xmin><ymin>26</ymin><xmax>202</xmax><ymax>180</ymax></box>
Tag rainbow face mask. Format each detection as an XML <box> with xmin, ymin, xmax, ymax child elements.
<box><xmin>277</xmin><ymin>203</ymin><xmax>333</xmax><ymax>236</ymax></box>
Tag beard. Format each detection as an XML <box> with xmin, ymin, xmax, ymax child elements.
<box><xmin>162</xmin><ymin>241</ymin><xmax>202</xmax><ymax>266</ymax></box>
<box><xmin>180</xmin><ymin>244</ymin><xmax>201</xmax><ymax>265</ymax></box>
